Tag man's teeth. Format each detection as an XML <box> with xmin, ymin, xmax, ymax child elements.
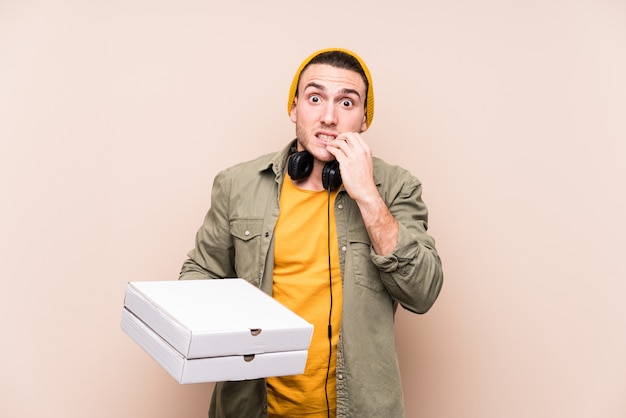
<box><xmin>318</xmin><ymin>134</ymin><xmax>336</xmax><ymax>140</ymax></box>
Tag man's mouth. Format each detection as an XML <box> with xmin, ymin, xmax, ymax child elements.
<box><xmin>317</xmin><ymin>133</ymin><xmax>337</xmax><ymax>141</ymax></box>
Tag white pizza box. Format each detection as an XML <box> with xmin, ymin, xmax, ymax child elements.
<box><xmin>121</xmin><ymin>278</ymin><xmax>314</xmax><ymax>359</ymax></box>
<box><xmin>121</xmin><ymin>307</ymin><xmax>309</xmax><ymax>384</ymax></box>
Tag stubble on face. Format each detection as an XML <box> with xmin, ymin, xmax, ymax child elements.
<box><xmin>294</xmin><ymin>120</ymin><xmax>336</xmax><ymax>161</ymax></box>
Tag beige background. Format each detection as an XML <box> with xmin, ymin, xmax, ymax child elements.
<box><xmin>1</xmin><ymin>0</ymin><xmax>625</xmax><ymax>417</ymax></box>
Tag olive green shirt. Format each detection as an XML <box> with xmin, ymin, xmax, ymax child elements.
<box><xmin>180</xmin><ymin>140</ymin><xmax>443</xmax><ymax>418</ymax></box>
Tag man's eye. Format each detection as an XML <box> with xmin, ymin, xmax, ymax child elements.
<box><xmin>309</xmin><ymin>95</ymin><xmax>321</xmax><ymax>103</ymax></box>
<box><xmin>342</xmin><ymin>99</ymin><xmax>354</xmax><ymax>107</ymax></box>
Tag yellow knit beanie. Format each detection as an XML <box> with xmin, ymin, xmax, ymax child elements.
<box><xmin>287</xmin><ymin>48</ymin><xmax>374</xmax><ymax>128</ymax></box>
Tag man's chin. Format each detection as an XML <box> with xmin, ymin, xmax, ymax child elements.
<box><xmin>309</xmin><ymin>149</ymin><xmax>336</xmax><ymax>163</ymax></box>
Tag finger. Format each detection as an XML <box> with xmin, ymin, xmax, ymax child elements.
<box><xmin>339</xmin><ymin>132</ymin><xmax>365</xmax><ymax>148</ymax></box>
<box><xmin>334</xmin><ymin>135</ymin><xmax>355</xmax><ymax>152</ymax></box>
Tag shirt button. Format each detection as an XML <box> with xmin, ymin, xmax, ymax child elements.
<box><xmin>337</xmin><ymin>204</ymin><xmax>344</xmax><ymax>210</ymax></box>
<box><xmin>341</xmin><ymin>246</ymin><xmax>347</xmax><ymax>252</ymax></box>
<box><xmin>337</xmin><ymin>374</ymin><xmax>344</xmax><ymax>380</ymax></box>
<box><xmin>244</xmin><ymin>230</ymin><xmax>250</xmax><ymax>236</ymax></box>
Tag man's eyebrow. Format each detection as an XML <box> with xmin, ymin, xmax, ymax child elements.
<box><xmin>341</xmin><ymin>88</ymin><xmax>362</xmax><ymax>99</ymax></box>
<box><xmin>303</xmin><ymin>82</ymin><xmax>325</xmax><ymax>92</ymax></box>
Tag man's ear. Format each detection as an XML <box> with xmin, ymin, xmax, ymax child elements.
<box><xmin>289</xmin><ymin>98</ymin><xmax>298</xmax><ymax>123</ymax></box>
<box><xmin>360</xmin><ymin>114</ymin><xmax>368</xmax><ymax>132</ymax></box>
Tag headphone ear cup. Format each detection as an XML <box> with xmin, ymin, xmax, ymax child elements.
<box><xmin>322</xmin><ymin>160</ymin><xmax>341</xmax><ymax>190</ymax></box>
<box><xmin>288</xmin><ymin>151</ymin><xmax>314</xmax><ymax>181</ymax></box>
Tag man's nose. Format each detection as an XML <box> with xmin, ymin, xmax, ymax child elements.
<box><xmin>320</xmin><ymin>103</ymin><xmax>337</xmax><ymax>125</ymax></box>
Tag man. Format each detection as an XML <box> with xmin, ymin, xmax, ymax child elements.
<box><xmin>180</xmin><ymin>48</ymin><xmax>443</xmax><ymax>418</ymax></box>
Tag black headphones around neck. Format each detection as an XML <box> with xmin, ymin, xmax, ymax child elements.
<box><xmin>288</xmin><ymin>150</ymin><xmax>342</xmax><ymax>191</ymax></box>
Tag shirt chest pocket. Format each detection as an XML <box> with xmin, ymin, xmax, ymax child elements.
<box><xmin>230</xmin><ymin>219</ymin><xmax>263</xmax><ymax>281</ymax></box>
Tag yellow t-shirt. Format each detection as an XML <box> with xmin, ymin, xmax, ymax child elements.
<box><xmin>266</xmin><ymin>177</ymin><xmax>342</xmax><ymax>418</ymax></box>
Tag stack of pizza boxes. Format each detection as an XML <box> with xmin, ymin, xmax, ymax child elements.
<box><xmin>121</xmin><ymin>278</ymin><xmax>314</xmax><ymax>384</ymax></box>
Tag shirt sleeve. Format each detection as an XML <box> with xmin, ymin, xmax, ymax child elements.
<box><xmin>370</xmin><ymin>175</ymin><xmax>443</xmax><ymax>314</ymax></box>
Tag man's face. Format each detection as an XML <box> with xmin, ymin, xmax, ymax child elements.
<box><xmin>290</xmin><ymin>63</ymin><xmax>368</xmax><ymax>162</ymax></box>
